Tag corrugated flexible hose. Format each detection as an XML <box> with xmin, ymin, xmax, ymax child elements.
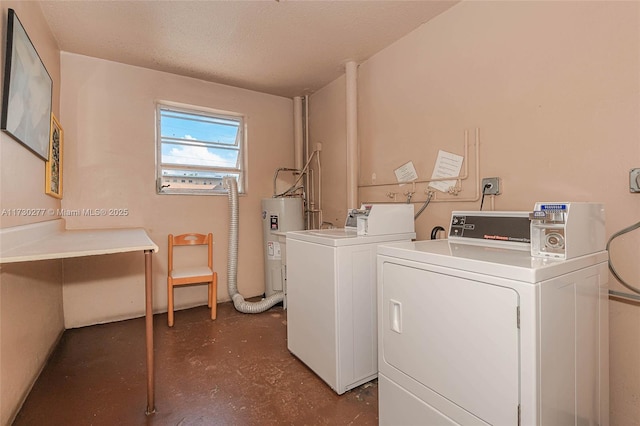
<box><xmin>224</xmin><ymin>177</ymin><xmax>284</xmax><ymax>313</ymax></box>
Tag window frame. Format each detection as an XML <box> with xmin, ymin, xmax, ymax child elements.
<box><xmin>155</xmin><ymin>102</ymin><xmax>247</xmax><ymax>195</ymax></box>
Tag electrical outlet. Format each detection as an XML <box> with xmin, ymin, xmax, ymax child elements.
<box><xmin>631</xmin><ymin>168</ymin><xmax>640</xmax><ymax>193</ymax></box>
<box><xmin>481</xmin><ymin>177</ymin><xmax>501</xmax><ymax>195</ymax></box>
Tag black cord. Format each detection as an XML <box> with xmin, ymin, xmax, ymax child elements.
<box><xmin>430</xmin><ymin>226</ymin><xmax>445</xmax><ymax>240</ymax></box>
<box><xmin>479</xmin><ymin>184</ymin><xmax>491</xmax><ymax>210</ymax></box>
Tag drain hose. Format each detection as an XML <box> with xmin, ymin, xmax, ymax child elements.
<box><xmin>224</xmin><ymin>177</ymin><xmax>284</xmax><ymax>313</ymax></box>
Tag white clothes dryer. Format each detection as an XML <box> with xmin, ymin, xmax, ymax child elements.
<box><xmin>377</xmin><ymin>210</ymin><xmax>609</xmax><ymax>426</ymax></box>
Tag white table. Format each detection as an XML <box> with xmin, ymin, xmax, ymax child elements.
<box><xmin>0</xmin><ymin>219</ymin><xmax>159</xmax><ymax>414</ymax></box>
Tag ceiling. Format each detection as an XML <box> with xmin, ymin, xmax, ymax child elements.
<box><xmin>37</xmin><ymin>0</ymin><xmax>458</xmax><ymax>98</ymax></box>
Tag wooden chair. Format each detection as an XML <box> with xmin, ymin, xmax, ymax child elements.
<box><xmin>167</xmin><ymin>233</ymin><xmax>217</xmax><ymax>326</ymax></box>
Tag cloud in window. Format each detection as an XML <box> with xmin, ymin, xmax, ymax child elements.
<box><xmin>163</xmin><ymin>144</ymin><xmax>236</xmax><ymax>167</ymax></box>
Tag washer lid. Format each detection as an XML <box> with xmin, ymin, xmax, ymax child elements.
<box><xmin>286</xmin><ymin>229</ymin><xmax>415</xmax><ymax>246</ymax></box>
<box><xmin>378</xmin><ymin>239</ymin><xmax>608</xmax><ymax>283</ymax></box>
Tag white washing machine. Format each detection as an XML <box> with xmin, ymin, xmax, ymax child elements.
<box><xmin>286</xmin><ymin>204</ymin><xmax>415</xmax><ymax>395</ymax></box>
<box><xmin>377</xmin><ymin>207</ymin><xmax>609</xmax><ymax>426</ymax></box>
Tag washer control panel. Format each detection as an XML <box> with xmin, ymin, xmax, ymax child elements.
<box><xmin>448</xmin><ymin>211</ymin><xmax>531</xmax><ymax>246</ymax></box>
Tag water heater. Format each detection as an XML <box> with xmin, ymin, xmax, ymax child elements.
<box><xmin>261</xmin><ymin>197</ymin><xmax>304</xmax><ymax>297</ymax></box>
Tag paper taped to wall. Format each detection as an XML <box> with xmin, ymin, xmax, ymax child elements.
<box><xmin>429</xmin><ymin>150</ymin><xmax>464</xmax><ymax>193</ymax></box>
<box><xmin>394</xmin><ymin>161</ymin><xmax>418</xmax><ymax>185</ymax></box>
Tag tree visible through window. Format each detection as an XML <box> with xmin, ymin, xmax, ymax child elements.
<box><xmin>156</xmin><ymin>103</ymin><xmax>245</xmax><ymax>194</ymax></box>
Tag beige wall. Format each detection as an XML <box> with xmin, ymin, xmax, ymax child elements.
<box><xmin>59</xmin><ymin>53</ymin><xmax>294</xmax><ymax>327</ymax></box>
<box><xmin>0</xmin><ymin>261</ymin><xmax>64</xmax><ymax>426</ymax></box>
<box><xmin>308</xmin><ymin>74</ymin><xmax>348</xmax><ymax>228</ymax></box>
<box><xmin>0</xmin><ymin>2</ymin><xmax>61</xmax><ymax>228</ymax></box>
<box><xmin>0</xmin><ymin>2</ymin><xmax>64</xmax><ymax>425</ymax></box>
<box><xmin>310</xmin><ymin>1</ymin><xmax>639</xmax><ymax>424</ymax></box>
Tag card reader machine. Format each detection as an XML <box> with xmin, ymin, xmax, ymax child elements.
<box><xmin>529</xmin><ymin>202</ymin><xmax>605</xmax><ymax>259</ymax></box>
<box><xmin>345</xmin><ymin>204</ymin><xmax>414</xmax><ymax>236</ymax></box>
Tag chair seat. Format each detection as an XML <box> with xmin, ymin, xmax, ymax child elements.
<box><xmin>171</xmin><ymin>266</ymin><xmax>213</xmax><ymax>280</ymax></box>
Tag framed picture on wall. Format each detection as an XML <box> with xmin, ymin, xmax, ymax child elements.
<box><xmin>0</xmin><ymin>8</ymin><xmax>53</xmax><ymax>161</ymax></box>
<box><xmin>45</xmin><ymin>114</ymin><xmax>63</xmax><ymax>198</ymax></box>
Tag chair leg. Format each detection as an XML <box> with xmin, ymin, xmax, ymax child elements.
<box><xmin>211</xmin><ymin>273</ymin><xmax>218</xmax><ymax>320</ymax></box>
<box><xmin>168</xmin><ymin>280</ymin><xmax>174</xmax><ymax>327</ymax></box>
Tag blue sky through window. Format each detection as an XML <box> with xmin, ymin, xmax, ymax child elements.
<box><xmin>160</xmin><ymin>109</ymin><xmax>240</xmax><ymax>168</ymax></box>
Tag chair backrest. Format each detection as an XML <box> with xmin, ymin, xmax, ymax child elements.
<box><xmin>168</xmin><ymin>233</ymin><xmax>213</xmax><ymax>270</ymax></box>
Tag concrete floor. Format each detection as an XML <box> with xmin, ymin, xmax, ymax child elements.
<box><xmin>14</xmin><ymin>302</ymin><xmax>378</xmax><ymax>425</ymax></box>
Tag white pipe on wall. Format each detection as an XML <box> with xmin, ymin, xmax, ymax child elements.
<box><xmin>346</xmin><ymin>61</ymin><xmax>358</xmax><ymax>210</ymax></box>
<box><xmin>293</xmin><ymin>96</ymin><xmax>304</xmax><ymax>171</ymax></box>
<box><xmin>305</xmin><ymin>96</ymin><xmax>314</xmax><ymax>228</ymax></box>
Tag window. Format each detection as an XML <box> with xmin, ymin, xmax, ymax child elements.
<box><xmin>156</xmin><ymin>103</ymin><xmax>245</xmax><ymax>195</ymax></box>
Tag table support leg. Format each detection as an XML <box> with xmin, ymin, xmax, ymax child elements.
<box><xmin>144</xmin><ymin>249</ymin><xmax>156</xmax><ymax>415</ymax></box>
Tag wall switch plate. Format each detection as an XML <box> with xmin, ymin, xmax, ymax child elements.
<box><xmin>630</xmin><ymin>168</ymin><xmax>640</xmax><ymax>193</ymax></box>
<box><xmin>481</xmin><ymin>177</ymin><xmax>501</xmax><ymax>195</ymax></box>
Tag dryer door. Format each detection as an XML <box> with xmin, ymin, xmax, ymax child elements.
<box><xmin>380</xmin><ymin>261</ymin><xmax>520</xmax><ymax>425</ymax></box>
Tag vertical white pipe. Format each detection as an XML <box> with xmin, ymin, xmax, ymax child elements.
<box><xmin>346</xmin><ymin>61</ymin><xmax>358</xmax><ymax>210</ymax></box>
<box><xmin>317</xmin><ymin>149</ymin><xmax>322</xmax><ymax>228</ymax></box>
<box><xmin>293</xmin><ymin>96</ymin><xmax>304</xmax><ymax>171</ymax></box>
<box><xmin>304</xmin><ymin>95</ymin><xmax>310</xmax><ymax>162</ymax></box>
<box><xmin>303</xmin><ymin>96</ymin><xmax>311</xmax><ymax>229</ymax></box>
